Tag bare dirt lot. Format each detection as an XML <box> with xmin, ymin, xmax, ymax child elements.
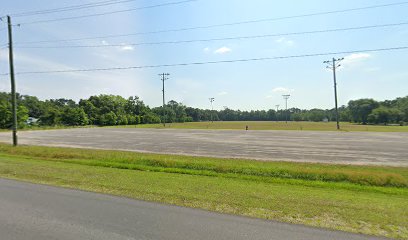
<box><xmin>0</xmin><ymin>128</ymin><xmax>407</xmax><ymax>166</ymax></box>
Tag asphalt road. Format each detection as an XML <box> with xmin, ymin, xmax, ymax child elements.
<box><xmin>0</xmin><ymin>178</ymin><xmax>382</xmax><ymax>240</ymax></box>
<box><xmin>0</xmin><ymin>128</ymin><xmax>407</xmax><ymax>166</ymax></box>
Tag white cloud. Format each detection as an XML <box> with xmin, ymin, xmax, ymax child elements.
<box><xmin>275</xmin><ymin>37</ymin><xmax>295</xmax><ymax>47</ymax></box>
<box><xmin>118</xmin><ymin>45</ymin><xmax>135</xmax><ymax>51</ymax></box>
<box><xmin>343</xmin><ymin>53</ymin><xmax>371</xmax><ymax>65</ymax></box>
<box><xmin>218</xmin><ymin>91</ymin><xmax>228</xmax><ymax>96</ymax></box>
<box><xmin>334</xmin><ymin>53</ymin><xmax>372</xmax><ymax>71</ymax></box>
<box><xmin>203</xmin><ymin>47</ymin><xmax>210</xmax><ymax>53</ymax></box>
<box><xmin>101</xmin><ymin>40</ymin><xmax>134</xmax><ymax>51</ymax></box>
<box><xmin>272</xmin><ymin>87</ymin><xmax>294</xmax><ymax>93</ymax></box>
<box><xmin>342</xmin><ymin>53</ymin><xmax>372</xmax><ymax>66</ymax></box>
<box><xmin>214</xmin><ymin>47</ymin><xmax>232</xmax><ymax>54</ymax></box>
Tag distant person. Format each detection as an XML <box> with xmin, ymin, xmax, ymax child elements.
<box><xmin>246</xmin><ymin>125</ymin><xmax>248</xmax><ymax>131</ymax></box>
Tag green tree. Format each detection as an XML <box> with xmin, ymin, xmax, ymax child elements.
<box><xmin>39</xmin><ymin>106</ymin><xmax>62</xmax><ymax>126</ymax></box>
<box><xmin>117</xmin><ymin>114</ymin><xmax>128</xmax><ymax>125</ymax></box>
<box><xmin>99</xmin><ymin>111</ymin><xmax>117</xmax><ymax>126</ymax></box>
<box><xmin>61</xmin><ymin>107</ymin><xmax>89</xmax><ymax>126</ymax></box>
<box><xmin>368</xmin><ymin>107</ymin><xmax>402</xmax><ymax>125</ymax></box>
<box><xmin>348</xmin><ymin>99</ymin><xmax>379</xmax><ymax>124</ymax></box>
<box><xmin>395</xmin><ymin>96</ymin><xmax>408</xmax><ymax>122</ymax></box>
<box><xmin>0</xmin><ymin>102</ymin><xmax>12</xmax><ymax>128</ymax></box>
<box><xmin>306</xmin><ymin>109</ymin><xmax>327</xmax><ymax>122</ymax></box>
<box><xmin>142</xmin><ymin>112</ymin><xmax>161</xmax><ymax>124</ymax></box>
<box><xmin>0</xmin><ymin>102</ymin><xmax>29</xmax><ymax>129</ymax></box>
<box><xmin>20</xmin><ymin>95</ymin><xmax>43</xmax><ymax>118</ymax></box>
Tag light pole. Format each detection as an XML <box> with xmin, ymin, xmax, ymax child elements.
<box><xmin>324</xmin><ymin>58</ymin><xmax>344</xmax><ymax>130</ymax></box>
<box><xmin>275</xmin><ymin>105</ymin><xmax>280</xmax><ymax>121</ymax></box>
<box><xmin>209</xmin><ymin>98</ymin><xmax>215</xmax><ymax>123</ymax></box>
<box><xmin>282</xmin><ymin>95</ymin><xmax>290</xmax><ymax>123</ymax></box>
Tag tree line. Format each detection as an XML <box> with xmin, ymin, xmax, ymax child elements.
<box><xmin>0</xmin><ymin>92</ymin><xmax>407</xmax><ymax>129</ymax></box>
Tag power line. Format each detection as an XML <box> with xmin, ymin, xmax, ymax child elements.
<box><xmin>11</xmin><ymin>2</ymin><xmax>408</xmax><ymax>44</ymax></box>
<box><xmin>0</xmin><ymin>46</ymin><xmax>407</xmax><ymax>76</ymax></box>
<box><xmin>10</xmin><ymin>0</ymin><xmax>139</xmax><ymax>18</ymax></box>
<box><xmin>17</xmin><ymin>1</ymin><xmax>407</xmax><ymax>27</ymax></box>
<box><xmin>14</xmin><ymin>21</ymin><xmax>408</xmax><ymax>49</ymax></box>
<box><xmin>16</xmin><ymin>0</ymin><xmax>198</xmax><ymax>26</ymax></box>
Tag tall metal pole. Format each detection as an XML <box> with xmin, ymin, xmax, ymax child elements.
<box><xmin>324</xmin><ymin>58</ymin><xmax>343</xmax><ymax>130</ymax></box>
<box><xmin>159</xmin><ymin>73</ymin><xmax>169</xmax><ymax>127</ymax></box>
<box><xmin>275</xmin><ymin>105</ymin><xmax>279</xmax><ymax>121</ymax></box>
<box><xmin>209</xmin><ymin>98</ymin><xmax>215</xmax><ymax>123</ymax></box>
<box><xmin>282</xmin><ymin>95</ymin><xmax>290</xmax><ymax>123</ymax></box>
<box><xmin>7</xmin><ymin>16</ymin><xmax>17</xmax><ymax>146</ymax></box>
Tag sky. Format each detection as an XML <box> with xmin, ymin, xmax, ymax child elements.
<box><xmin>0</xmin><ymin>0</ymin><xmax>407</xmax><ymax>110</ymax></box>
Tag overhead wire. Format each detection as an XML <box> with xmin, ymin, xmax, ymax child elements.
<box><xmin>14</xmin><ymin>21</ymin><xmax>408</xmax><ymax>49</ymax></box>
<box><xmin>11</xmin><ymin>1</ymin><xmax>408</xmax><ymax>45</ymax></box>
<box><xmin>0</xmin><ymin>46</ymin><xmax>407</xmax><ymax>76</ymax></box>
<box><xmin>16</xmin><ymin>0</ymin><xmax>198</xmax><ymax>25</ymax></box>
<box><xmin>14</xmin><ymin>1</ymin><xmax>408</xmax><ymax>27</ymax></box>
<box><xmin>10</xmin><ymin>0</ymin><xmax>139</xmax><ymax>17</ymax></box>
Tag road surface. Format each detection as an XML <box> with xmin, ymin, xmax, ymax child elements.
<box><xmin>0</xmin><ymin>128</ymin><xmax>407</xmax><ymax>166</ymax></box>
<box><xmin>0</xmin><ymin>178</ymin><xmax>382</xmax><ymax>240</ymax></box>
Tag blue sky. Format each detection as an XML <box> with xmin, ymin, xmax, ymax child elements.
<box><xmin>0</xmin><ymin>0</ymin><xmax>407</xmax><ymax>110</ymax></box>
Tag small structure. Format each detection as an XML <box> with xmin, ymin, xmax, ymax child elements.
<box><xmin>26</xmin><ymin>117</ymin><xmax>39</xmax><ymax>125</ymax></box>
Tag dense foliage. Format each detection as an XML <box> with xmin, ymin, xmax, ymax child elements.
<box><xmin>0</xmin><ymin>92</ymin><xmax>407</xmax><ymax>128</ymax></box>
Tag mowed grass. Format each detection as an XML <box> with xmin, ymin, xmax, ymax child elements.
<box><xmin>0</xmin><ymin>144</ymin><xmax>407</xmax><ymax>239</ymax></box>
<box><xmin>118</xmin><ymin>121</ymin><xmax>408</xmax><ymax>132</ymax></box>
<box><xmin>1</xmin><ymin>121</ymin><xmax>406</xmax><ymax>132</ymax></box>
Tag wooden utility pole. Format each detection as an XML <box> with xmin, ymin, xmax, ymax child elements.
<box><xmin>7</xmin><ymin>15</ymin><xmax>17</xmax><ymax>146</ymax></box>
<box><xmin>159</xmin><ymin>73</ymin><xmax>170</xmax><ymax>127</ymax></box>
<box><xmin>324</xmin><ymin>58</ymin><xmax>344</xmax><ymax>130</ymax></box>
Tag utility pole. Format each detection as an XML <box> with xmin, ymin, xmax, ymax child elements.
<box><xmin>282</xmin><ymin>95</ymin><xmax>290</xmax><ymax>124</ymax></box>
<box><xmin>7</xmin><ymin>16</ymin><xmax>17</xmax><ymax>146</ymax></box>
<box><xmin>324</xmin><ymin>58</ymin><xmax>344</xmax><ymax>130</ymax></box>
<box><xmin>275</xmin><ymin>105</ymin><xmax>280</xmax><ymax>121</ymax></box>
<box><xmin>159</xmin><ymin>73</ymin><xmax>170</xmax><ymax>127</ymax></box>
<box><xmin>209</xmin><ymin>98</ymin><xmax>215</xmax><ymax>123</ymax></box>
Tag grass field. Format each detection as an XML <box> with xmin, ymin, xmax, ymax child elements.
<box><xmin>0</xmin><ymin>143</ymin><xmax>407</xmax><ymax>239</ymax></box>
<box><xmin>1</xmin><ymin>121</ymin><xmax>406</xmax><ymax>132</ymax></box>
<box><xmin>120</xmin><ymin>121</ymin><xmax>408</xmax><ymax>132</ymax></box>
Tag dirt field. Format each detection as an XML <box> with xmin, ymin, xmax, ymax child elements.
<box><xmin>0</xmin><ymin>128</ymin><xmax>407</xmax><ymax>166</ymax></box>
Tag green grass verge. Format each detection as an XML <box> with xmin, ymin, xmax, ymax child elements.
<box><xmin>113</xmin><ymin>121</ymin><xmax>408</xmax><ymax>132</ymax></box>
<box><xmin>0</xmin><ymin>143</ymin><xmax>407</xmax><ymax>238</ymax></box>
